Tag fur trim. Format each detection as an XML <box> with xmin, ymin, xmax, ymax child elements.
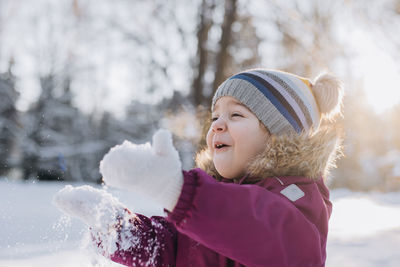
<box><xmin>195</xmin><ymin>125</ymin><xmax>343</xmax><ymax>182</ymax></box>
<box><xmin>195</xmin><ymin>148</ymin><xmax>222</xmax><ymax>181</ymax></box>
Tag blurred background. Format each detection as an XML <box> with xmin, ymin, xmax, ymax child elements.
<box><xmin>2</xmin><ymin>0</ymin><xmax>400</xmax><ymax>191</ymax></box>
<box><xmin>1</xmin><ymin>1</ymin><xmax>400</xmax><ymax>266</ymax></box>
<box><xmin>0</xmin><ymin>0</ymin><xmax>400</xmax><ymax>184</ymax></box>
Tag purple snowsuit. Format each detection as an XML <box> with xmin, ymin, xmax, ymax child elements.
<box><xmin>100</xmin><ymin>168</ymin><xmax>332</xmax><ymax>267</ymax></box>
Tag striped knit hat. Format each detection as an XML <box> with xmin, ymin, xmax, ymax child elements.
<box><xmin>212</xmin><ymin>69</ymin><xmax>343</xmax><ymax>135</ymax></box>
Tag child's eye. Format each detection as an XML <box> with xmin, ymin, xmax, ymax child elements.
<box><xmin>211</xmin><ymin>117</ymin><xmax>218</xmax><ymax>122</ymax></box>
<box><xmin>232</xmin><ymin>113</ymin><xmax>243</xmax><ymax>118</ymax></box>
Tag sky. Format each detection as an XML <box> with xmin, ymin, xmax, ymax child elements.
<box><xmin>346</xmin><ymin>27</ymin><xmax>400</xmax><ymax>114</ymax></box>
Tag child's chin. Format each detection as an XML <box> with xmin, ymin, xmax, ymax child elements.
<box><xmin>214</xmin><ymin>163</ymin><xmax>238</xmax><ymax>179</ymax></box>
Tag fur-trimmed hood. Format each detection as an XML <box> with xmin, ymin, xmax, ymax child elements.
<box><xmin>195</xmin><ymin>125</ymin><xmax>343</xmax><ymax>183</ymax></box>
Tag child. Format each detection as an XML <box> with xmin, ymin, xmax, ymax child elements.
<box><xmin>54</xmin><ymin>68</ymin><xmax>343</xmax><ymax>267</ymax></box>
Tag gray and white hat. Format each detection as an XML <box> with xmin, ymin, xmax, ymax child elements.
<box><xmin>212</xmin><ymin>69</ymin><xmax>343</xmax><ymax>135</ymax></box>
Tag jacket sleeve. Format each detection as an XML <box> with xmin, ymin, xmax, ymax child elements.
<box><xmin>92</xmin><ymin>209</ymin><xmax>177</xmax><ymax>267</ymax></box>
<box><xmin>166</xmin><ymin>169</ymin><xmax>326</xmax><ymax>267</ymax></box>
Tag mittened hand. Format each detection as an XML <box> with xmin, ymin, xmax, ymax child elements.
<box><xmin>53</xmin><ymin>185</ymin><xmax>126</xmax><ymax>230</ymax></box>
<box><xmin>99</xmin><ymin>129</ymin><xmax>184</xmax><ymax>212</ymax></box>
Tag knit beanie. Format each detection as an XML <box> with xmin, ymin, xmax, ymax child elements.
<box><xmin>212</xmin><ymin>69</ymin><xmax>343</xmax><ymax>135</ymax></box>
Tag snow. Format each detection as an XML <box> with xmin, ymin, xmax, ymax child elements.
<box><xmin>0</xmin><ymin>179</ymin><xmax>163</xmax><ymax>267</ymax></box>
<box><xmin>53</xmin><ymin>185</ymin><xmax>126</xmax><ymax>229</ymax></box>
<box><xmin>327</xmin><ymin>189</ymin><xmax>400</xmax><ymax>266</ymax></box>
<box><xmin>1</xmin><ymin>179</ymin><xmax>400</xmax><ymax>266</ymax></box>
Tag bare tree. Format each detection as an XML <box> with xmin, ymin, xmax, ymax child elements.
<box><xmin>191</xmin><ymin>0</ymin><xmax>216</xmax><ymax>107</ymax></box>
<box><xmin>269</xmin><ymin>1</ymin><xmax>343</xmax><ymax>77</ymax></box>
<box><xmin>191</xmin><ymin>0</ymin><xmax>262</xmax><ymax>109</ymax></box>
<box><xmin>212</xmin><ymin>0</ymin><xmax>238</xmax><ymax>92</ymax></box>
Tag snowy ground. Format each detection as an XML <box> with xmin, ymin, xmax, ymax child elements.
<box><xmin>1</xmin><ymin>180</ymin><xmax>400</xmax><ymax>267</ymax></box>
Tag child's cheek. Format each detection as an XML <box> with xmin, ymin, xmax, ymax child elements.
<box><xmin>206</xmin><ymin>130</ymin><xmax>214</xmax><ymax>152</ymax></box>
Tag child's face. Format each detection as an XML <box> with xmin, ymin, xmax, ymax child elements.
<box><xmin>206</xmin><ymin>96</ymin><xmax>270</xmax><ymax>179</ymax></box>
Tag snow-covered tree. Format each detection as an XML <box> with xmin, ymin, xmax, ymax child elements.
<box><xmin>0</xmin><ymin>62</ymin><xmax>19</xmax><ymax>176</ymax></box>
<box><xmin>20</xmin><ymin>73</ymin><xmax>102</xmax><ymax>181</ymax></box>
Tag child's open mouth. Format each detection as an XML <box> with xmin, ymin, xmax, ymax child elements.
<box><xmin>214</xmin><ymin>142</ymin><xmax>230</xmax><ymax>151</ymax></box>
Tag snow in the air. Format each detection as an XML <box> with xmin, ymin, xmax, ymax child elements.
<box><xmin>53</xmin><ymin>185</ymin><xmax>126</xmax><ymax>229</ymax></box>
<box><xmin>0</xmin><ymin>179</ymin><xmax>164</xmax><ymax>267</ymax></box>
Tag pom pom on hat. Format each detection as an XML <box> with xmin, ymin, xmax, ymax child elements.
<box><xmin>312</xmin><ymin>73</ymin><xmax>344</xmax><ymax>119</ymax></box>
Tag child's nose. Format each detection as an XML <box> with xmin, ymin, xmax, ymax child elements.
<box><xmin>212</xmin><ymin>117</ymin><xmax>227</xmax><ymax>132</ymax></box>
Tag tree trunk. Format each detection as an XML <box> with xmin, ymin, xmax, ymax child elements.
<box><xmin>191</xmin><ymin>0</ymin><xmax>215</xmax><ymax>107</ymax></box>
<box><xmin>212</xmin><ymin>0</ymin><xmax>237</xmax><ymax>96</ymax></box>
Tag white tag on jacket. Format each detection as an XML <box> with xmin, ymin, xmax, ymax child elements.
<box><xmin>280</xmin><ymin>184</ymin><xmax>305</xmax><ymax>202</ymax></box>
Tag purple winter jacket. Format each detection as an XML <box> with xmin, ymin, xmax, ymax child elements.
<box><xmin>101</xmin><ymin>168</ymin><xmax>332</xmax><ymax>267</ymax></box>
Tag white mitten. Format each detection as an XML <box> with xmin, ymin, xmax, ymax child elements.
<box><xmin>53</xmin><ymin>185</ymin><xmax>126</xmax><ymax>230</ymax></box>
<box><xmin>99</xmin><ymin>129</ymin><xmax>184</xmax><ymax>212</ymax></box>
